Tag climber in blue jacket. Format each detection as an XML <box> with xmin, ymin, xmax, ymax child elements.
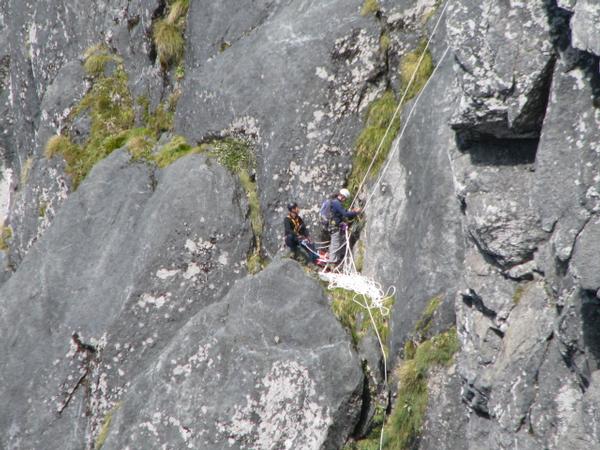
<box><xmin>319</xmin><ymin>188</ymin><xmax>361</xmax><ymax>265</ymax></box>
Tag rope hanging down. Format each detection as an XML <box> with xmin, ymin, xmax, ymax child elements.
<box><xmin>319</xmin><ymin>1</ymin><xmax>451</xmax><ymax>359</ymax></box>
<box><xmin>317</xmin><ymin>2</ymin><xmax>452</xmax><ymax>448</ymax></box>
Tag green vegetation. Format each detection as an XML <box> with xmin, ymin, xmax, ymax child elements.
<box><xmin>348</xmin><ymin>91</ymin><xmax>400</xmax><ymax>193</ymax></box>
<box><xmin>347</xmin><ymin>41</ymin><xmax>434</xmax><ymax>193</ymax></box>
<box><xmin>83</xmin><ymin>44</ymin><xmax>119</xmax><ymax>78</ymax></box>
<box><xmin>94</xmin><ymin>403</ymin><xmax>121</xmax><ymax>450</ymax></box>
<box><xmin>45</xmin><ymin>43</ymin><xmax>186</xmax><ymax>189</ymax></box>
<box><xmin>380</xmin><ymin>33</ymin><xmax>391</xmax><ymax>53</ymax></box>
<box><xmin>0</xmin><ymin>225</ymin><xmax>12</xmax><ymax>251</ymax></box>
<box><xmin>354</xmin><ymin>240</ymin><xmax>365</xmax><ymax>273</ymax></box>
<box><xmin>384</xmin><ymin>328</ymin><xmax>459</xmax><ymax>449</ymax></box>
<box><xmin>44</xmin><ymin>135</ymin><xmax>71</xmax><ymax>159</ymax></box>
<box><xmin>360</xmin><ymin>0</ymin><xmax>380</xmax><ymax>16</ymax></box>
<box><xmin>45</xmin><ymin>48</ymin><xmax>135</xmax><ymax>188</ymax></box>
<box><xmin>124</xmin><ymin>128</ymin><xmax>157</xmax><ymax>160</ymax></box>
<box><xmin>399</xmin><ymin>42</ymin><xmax>433</xmax><ymax>102</ymax></box>
<box><xmin>345</xmin><ymin>404</ymin><xmax>386</xmax><ymax>450</ymax></box>
<box><xmin>219</xmin><ymin>40</ymin><xmax>232</xmax><ymax>52</ymax></box>
<box><xmin>154</xmin><ymin>135</ymin><xmax>199</xmax><ymax>168</ymax></box>
<box><xmin>513</xmin><ymin>283</ymin><xmax>527</xmax><ymax>305</ymax></box>
<box><xmin>175</xmin><ymin>63</ymin><xmax>185</xmax><ymax>80</ymax></box>
<box><xmin>20</xmin><ymin>157</ymin><xmax>33</xmax><ymax>187</ymax></box>
<box><xmin>153</xmin><ymin>0</ymin><xmax>189</xmax><ymax>68</ymax></box>
<box><xmin>39</xmin><ymin>201</ymin><xmax>47</xmax><ymax>218</ymax></box>
<box><xmin>348</xmin><ymin>295</ymin><xmax>457</xmax><ymax>450</ymax></box>
<box><xmin>203</xmin><ymin>138</ymin><xmax>254</xmax><ymax>174</ymax></box>
<box><xmin>414</xmin><ymin>296</ymin><xmax>442</xmax><ymax>337</ymax></box>
<box><xmin>330</xmin><ymin>287</ymin><xmax>394</xmax><ymax>346</ymax></box>
<box><xmin>137</xmin><ymin>93</ymin><xmax>178</xmax><ymax>136</ymax></box>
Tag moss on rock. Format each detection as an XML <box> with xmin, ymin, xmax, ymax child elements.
<box><xmin>348</xmin><ymin>91</ymin><xmax>400</xmax><ymax>193</ymax></box>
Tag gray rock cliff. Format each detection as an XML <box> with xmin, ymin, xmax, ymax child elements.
<box><xmin>1</xmin><ymin>0</ymin><xmax>600</xmax><ymax>449</ymax></box>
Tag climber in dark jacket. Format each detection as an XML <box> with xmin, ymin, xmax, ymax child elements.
<box><xmin>320</xmin><ymin>188</ymin><xmax>361</xmax><ymax>265</ymax></box>
<box><xmin>284</xmin><ymin>202</ymin><xmax>317</xmax><ymax>264</ymax></box>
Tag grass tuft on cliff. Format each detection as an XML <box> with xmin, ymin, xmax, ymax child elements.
<box><xmin>414</xmin><ymin>295</ymin><xmax>442</xmax><ymax>337</ymax></box>
<box><xmin>399</xmin><ymin>41</ymin><xmax>434</xmax><ymax>102</ymax></box>
<box><xmin>330</xmin><ymin>287</ymin><xmax>394</xmax><ymax>347</ymax></box>
<box><xmin>153</xmin><ymin>0</ymin><xmax>189</xmax><ymax>69</ymax></box>
<box><xmin>83</xmin><ymin>44</ymin><xmax>119</xmax><ymax>78</ymax></box>
<box><xmin>361</xmin><ymin>0</ymin><xmax>380</xmax><ymax>16</ymax></box>
<box><xmin>384</xmin><ymin>328</ymin><xmax>459</xmax><ymax>449</ymax></box>
<box><xmin>0</xmin><ymin>225</ymin><xmax>12</xmax><ymax>251</ymax></box>
<box><xmin>67</xmin><ymin>56</ymin><xmax>134</xmax><ymax>188</ymax></box>
<box><xmin>153</xmin><ymin>135</ymin><xmax>198</xmax><ymax>168</ymax></box>
<box><xmin>348</xmin><ymin>91</ymin><xmax>400</xmax><ymax>193</ymax></box>
<box><xmin>44</xmin><ymin>46</ymin><xmax>134</xmax><ymax>188</ymax></box>
<box><xmin>153</xmin><ymin>21</ymin><xmax>184</xmax><ymax>67</ymax></box>
<box><xmin>347</xmin><ymin>41</ymin><xmax>434</xmax><ymax>193</ymax></box>
<box><xmin>44</xmin><ymin>135</ymin><xmax>73</xmax><ymax>159</ymax></box>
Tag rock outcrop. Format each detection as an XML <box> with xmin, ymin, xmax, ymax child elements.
<box><xmin>0</xmin><ymin>151</ymin><xmax>253</xmax><ymax>448</ymax></box>
<box><xmin>102</xmin><ymin>259</ymin><xmax>363</xmax><ymax>449</ymax></box>
<box><xmin>1</xmin><ymin>0</ymin><xmax>600</xmax><ymax>449</ymax></box>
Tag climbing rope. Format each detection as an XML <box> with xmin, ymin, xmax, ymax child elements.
<box><xmin>316</xmin><ymin>2</ymin><xmax>452</xmax><ymax>448</ymax></box>
<box><xmin>350</xmin><ymin>0</ymin><xmax>452</xmax><ymax>211</ymax></box>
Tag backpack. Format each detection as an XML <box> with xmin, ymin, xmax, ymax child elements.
<box><xmin>319</xmin><ymin>199</ymin><xmax>333</xmax><ymax>227</ymax></box>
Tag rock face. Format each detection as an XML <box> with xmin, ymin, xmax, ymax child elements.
<box><xmin>0</xmin><ymin>151</ymin><xmax>253</xmax><ymax>448</ymax></box>
<box><xmin>102</xmin><ymin>259</ymin><xmax>363</xmax><ymax>450</ymax></box>
<box><xmin>2</xmin><ymin>0</ymin><xmax>600</xmax><ymax>449</ymax></box>
<box><xmin>177</xmin><ymin>0</ymin><xmax>382</xmax><ymax>253</ymax></box>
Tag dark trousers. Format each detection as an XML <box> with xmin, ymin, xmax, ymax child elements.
<box><xmin>285</xmin><ymin>236</ymin><xmax>317</xmax><ymax>263</ymax></box>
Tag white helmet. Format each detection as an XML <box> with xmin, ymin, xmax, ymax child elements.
<box><xmin>339</xmin><ymin>188</ymin><xmax>351</xmax><ymax>198</ymax></box>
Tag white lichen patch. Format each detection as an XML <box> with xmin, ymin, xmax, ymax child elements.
<box><xmin>0</xmin><ymin>165</ymin><xmax>13</xmax><ymax>224</ymax></box>
<box><xmin>183</xmin><ymin>262</ymin><xmax>201</xmax><ymax>280</ymax></box>
<box><xmin>156</xmin><ymin>268</ymin><xmax>180</xmax><ymax>279</ymax></box>
<box><xmin>386</xmin><ymin>0</ymin><xmax>438</xmax><ymax>28</ymax></box>
<box><xmin>225</xmin><ymin>116</ymin><xmax>262</xmax><ymax>143</ymax></box>
<box><xmin>554</xmin><ymin>382</ymin><xmax>583</xmax><ymax>439</ymax></box>
<box><xmin>217</xmin><ymin>360</ymin><xmax>331</xmax><ymax>449</ymax></box>
<box><xmin>315</xmin><ymin>66</ymin><xmax>334</xmax><ymax>82</ymax></box>
<box><xmin>138</xmin><ymin>293</ymin><xmax>169</xmax><ymax>309</ymax></box>
<box><xmin>217</xmin><ymin>251</ymin><xmax>229</xmax><ymax>266</ymax></box>
<box><xmin>170</xmin><ymin>341</ymin><xmax>213</xmax><ymax>379</ymax></box>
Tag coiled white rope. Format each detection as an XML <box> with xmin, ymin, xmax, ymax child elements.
<box><xmin>319</xmin><ymin>228</ymin><xmax>395</xmax><ymax>376</ymax></box>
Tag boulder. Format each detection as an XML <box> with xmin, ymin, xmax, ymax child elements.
<box><xmin>101</xmin><ymin>259</ymin><xmax>364</xmax><ymax>450</ymax></box>
<box><xmin>0</xmin><ymin>151</ymin><xmax>252</xmax><ymax>448</ymax></box>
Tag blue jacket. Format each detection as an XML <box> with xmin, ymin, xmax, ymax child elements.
<box><xmin>329</xmin><ymin>198</ymin><xmax>358</xmax><ymax>226</ymax></box>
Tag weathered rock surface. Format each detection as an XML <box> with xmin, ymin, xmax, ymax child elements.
<box><xmin>0</xmin><ymin>151</ymin><xmax>253</xmax><ymax>448</ymax></box>
<box><xmin>2</xmin><ymin>0</ymin><xmax>166</xmax><ymax>267</ymax></box>
<box><xmin>2</xmin><ymin>0</ymin><xmax>600</xmax><ymax>448</ymax></box>
<box><xmin>570</xmin><ymin>0</ymin><xmax>600</xmax><ymax>56</ymax></box>
<box><xmin>176</xmin><ymin>0</ymin><xmax>383</xmax><ymax>253</ymax></box>
<box><xmin>364</xmin><ymin>51</ymin><xmax>464</xmax><ymax>352</ymax></box>
<box><xmin>447</xmin><ymin>0</ymin><xmax>557</xmax><ymax>139</ymax></box>
<box><xmin>101</xmin><ymin>259</ymin><xmax>363</xmax><ymax>449</ymax></box>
